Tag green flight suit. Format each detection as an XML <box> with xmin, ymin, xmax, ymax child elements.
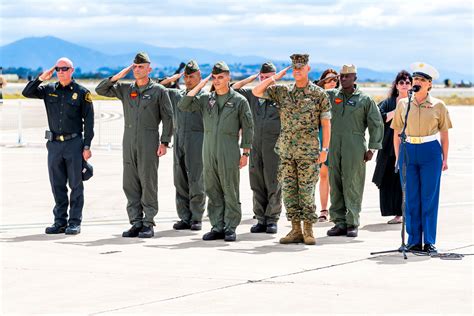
<box><xmin>168</xmin><ymin>88</ymin><xmax>205</xmax><ymax>224</ymax></box>
<box><xmin>234</xmin><ymin>87</ymin><xmax>282</xmax><ymax>225</ymax></box>
<box><xmin>326</xmin><ymin>85</ymin><xmax>383</xmax><ymax>228</ymax></box>
<box><xmin>178</xmin><ymin>88</ymin><xmax>254</xmax><ymax>233</ymax></box>
<box><xmin>96</xmin><ymin>78</ymin><xmax>173</xmax><ymax>227</ymax></box>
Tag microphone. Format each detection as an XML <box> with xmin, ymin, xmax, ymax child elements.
<box><xmin>409</xmin><ymin>85</ymin><xmax>421</xmax><ymax>92</ymax></box>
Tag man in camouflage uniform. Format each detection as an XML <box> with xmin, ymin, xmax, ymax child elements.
<box><xmin>178</xmin><ymin>61</ymin><xmax>254</xmax><ymax>242</ymax></box>
<box><xmin>326</xmin><ymin>64</ymin><xmax>383</xmax><ymax>238</ymax></box>
<box><xmin>253</xmin><ymin>54</ymin><xmax>332</xmax><ymax>245</ymax></box>
<box><xmin>232</xmin><ymin>62</ymin><xmax>282</xmax><ymax>234</ymax></box>
<box><xmin>160</xmin><ymin>61</ymin><xmax>206</xmax><ymax>231</ymax></box>
<box><xmin>96</xmin><ymin>52</ymin><xmax>174</xmax><ymax>238</ymax></box>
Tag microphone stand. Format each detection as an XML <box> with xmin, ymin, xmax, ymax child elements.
<box><xmin>370</xmin><ymin>87</ymin><xmax>417</xmax><ymax>260</ymax></box>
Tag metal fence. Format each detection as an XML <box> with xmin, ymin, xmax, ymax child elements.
<box><xmin>0</xmin><ymin>99</ymin><xmax>124</xmax><ymax>149</ymax></box>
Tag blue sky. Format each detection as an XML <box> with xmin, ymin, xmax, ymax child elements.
<box><xmin>1</xmin><ymin>0</ymin><xmax>472</xmax><ymax>74</ymax></box>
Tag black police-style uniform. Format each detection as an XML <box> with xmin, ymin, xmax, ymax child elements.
<box><xmin>22</xmin><ymin>78</ymin><xmax>94</xmax><ymax>228</ymax></box>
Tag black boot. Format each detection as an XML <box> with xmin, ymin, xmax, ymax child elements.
<box><xmin>202</xmin><ymin>230</ymin><xmax>225</xmax><ymax>241</ymax></box>
<box><xmin>346</xmin><ymin>226</ymin><xmax>358</xmax><ymax>237</ymax></box>
<box><xmin>224</xmin><ymin>231</ymin><xmax>237</xmax><ymax>242</ymax></box>
<box><xmin>138</xmin><ymin>226</ymin><xmax>154</xmax><ymax>238</ymax></box>
<box><xmin>173</xmin><ymin>220</ymin><xmax>191</xmax><ymax>230</ymax></box>
<box><xmin>406</xmin><ymin>244</ymin><xmax>423</xmax><ymax>252</ymax></box>
<box><xmin>424</xmin><ymin>244</ymin><xmax>438</xmax><ymax>255</ymax></box>
<box><xmin>250</xmin><ymin>223</ymin><xmax>266</xmax><ymax>233</ymax></box>
<box><xmin>190</xmin><ymin>221</ymin><xmax>202</xmax><ymax>231</ymax></box>
<box><xmin>65</xmin><ymin>224</ymin><xmax>81</xmax><ymax>235</ymax></box>
<box><xmin>327</xmin><ymin>225</ymin><xmax>347</xmax><ymax>236</ymax></box>
<box><xmin>45</xmin><ymin>224</ymin><xmax>66</xmax><ymax>234</ymax></box>
<box><xmin>122</xmin><ymin>224</ymin><xmax>142</xmax><ymax>238</ymax></box>
<box><xmin>266</xmin><ymin>223</ymin><xmax>278</xmax><ymax>234</ymax></box>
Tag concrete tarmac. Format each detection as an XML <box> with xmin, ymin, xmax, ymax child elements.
<box><xmin>0</xmin><ymin>107</ymin><xmax>472</xmax><ymax>315</ymax></box>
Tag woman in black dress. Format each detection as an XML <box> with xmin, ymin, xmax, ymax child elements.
<box><xmin>372</xmin><ymin>70</ymin><xmax>412</xmax><ymax>224</ymax></box>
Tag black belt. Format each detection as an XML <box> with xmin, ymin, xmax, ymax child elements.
<box><xmin>54</xmin><ymin>133</ymin><xmax>79</xmax><ymax>142</ymax></box>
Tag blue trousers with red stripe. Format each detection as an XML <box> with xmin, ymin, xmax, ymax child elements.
<box><xmin>399</xmin><ymin>140</ymin><xmax>442</xmax><ymax>245</ymax></box>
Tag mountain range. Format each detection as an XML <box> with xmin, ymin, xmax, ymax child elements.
<box><xmin>1</xmin><ymin>36</ymin><xmax>470</xmax><ymax>82</ymax></box>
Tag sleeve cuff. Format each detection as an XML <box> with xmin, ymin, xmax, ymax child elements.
<box><xmin>369</xmin><ymin>142</ymin><xmax>382</xmax><ymax>150</ymax></box>
<box><xmin>240</xmin><ymin>143</ymin><xmax>252</xmax><ymax>149</ymax></box>
<box><xmin>320</xmin><ymin>111</ymin><xmax>332</xmax><ymax>119</ymax></box>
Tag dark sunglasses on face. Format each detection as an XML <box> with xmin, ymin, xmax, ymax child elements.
<box><xmin>398</xmin><ymin>80</ymin><xmax>412</xmax><ymax>85</ymax></box>
<box><xmin>55</xmin><ymin>67</ymin><xmax>71</xmax><ymax>72</ymax></box>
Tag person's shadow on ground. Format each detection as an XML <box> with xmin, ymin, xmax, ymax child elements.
<box><xmin>0</xmin><ymin>233</ymin><xmax>69</xmax><ymax>242</ymax></box>
<box><xmin>360</xmin><ymin>223</ymin><xmax>403</xmax><ymax>232</ymax></box>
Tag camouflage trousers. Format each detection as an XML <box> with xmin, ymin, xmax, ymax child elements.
<box><xmin>278</xmin><ymin>157</ymin><xmax>320</xmax><ymax>223</ymax></box>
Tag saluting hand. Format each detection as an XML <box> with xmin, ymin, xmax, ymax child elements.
<box><xmin>111</xmin><ymin>65</ymin><xmax>133</xmax><ymax>82</ymax></box>
<box><xmin>39</xmin><ymin>66</ymin><xmax>55</xmax><ymax>81</ymax></box>
<box><xmin>273</xmin><ymin>66</ymin><xmax>291</xmax><ymax>81</ymax></box>
<box><xmin>170</xmin><ymin>72</ymin><xmax>184</xmax><ymax>82</ymax></box>
<box><xmin>160</xmin><ymin>72</ymin><xmax>184</xmax><ymax>85</ymax></box>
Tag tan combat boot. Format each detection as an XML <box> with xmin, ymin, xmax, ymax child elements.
<box><xmin>279</xmin><ymin>220</ymin><xmax>304</xmax><ymax>244</ymax></box>
<box><xmin>303</xmin><ymin>221</ymin><xmax>316</xmax><ymax>245</ymax></box>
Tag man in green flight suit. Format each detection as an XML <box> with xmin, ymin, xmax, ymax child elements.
<box><xmin>253</xmin><ymin>54</ymin><xmax>332</xmax><ymax>245</ymax></box>
<box><xmin>159</xmin><ymin>60</ymin><xmax>206</xmax><ymax>231</ymax></box>
<box><xmin>232</xmin><ymin>62</ymin><xmax>282</xmax><ymax>234</ymax></box>
<box><xmin>95</xmin><ymin>52</ymin><xmax>174</xmax><ymax>238</ymax></box>
<box><xmin>178</xmin><ymin>61</ymin><xmax>254</xmax><ymax>242</ymax></box>
<box><xmin>325</xmin><ymin>64</ymin><xmax>383</xmax><ymax>238</ymax></box>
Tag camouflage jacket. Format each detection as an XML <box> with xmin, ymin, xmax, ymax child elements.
<box><xmin>262</xmin><ymin>81</ymin><xmax>331</xmax><ymax>159</ymax></box>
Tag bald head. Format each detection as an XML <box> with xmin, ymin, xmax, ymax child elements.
<box><xmin>56</xmin><ymin>57</ymin><xmax>74</xmax><ymax>68</ymax></box>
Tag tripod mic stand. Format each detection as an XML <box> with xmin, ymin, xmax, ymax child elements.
<box><xmin>370</xmin><ymin>86</ymin><xmax>419</xmax><ymax>259</ymax></box>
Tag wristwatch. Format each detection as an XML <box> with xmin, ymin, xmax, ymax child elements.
<box><xmin>321</xmin><ymin>147</ymin><xmax>329</xmax><ymax>153</ymax></box>
<box><xmin>242</xmin><ymin>152</ymin><xmax>250</xmax><ymax>157</ymax></box>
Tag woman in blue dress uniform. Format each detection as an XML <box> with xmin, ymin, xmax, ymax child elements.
<box><xmin>391</xmin><ymin>62</ymin><xmax>453</xmax><ymax>254</ymax></box>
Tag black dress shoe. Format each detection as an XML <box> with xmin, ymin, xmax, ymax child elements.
<box><xmin>45</xmin><ymin>224</ymin><xmax>66</xmax><ymax>234</ymax></box>
<box><xmin>406</xmin><ymin>244</ymin><xmax>423</xmax><ymax>252</ymax></box>
<box><xmin>346</xmin><ymin>226</ymin><xmax>358</xmax><ymax>237</ymax></box>
<box><xmin>327</xmin><ymin>225</ymin><xmax>347</xmax><ymax>236</ymax></box>
<box><xmin>122</xmin><ymin>224</ymin><xmax>142</xmax><ymax>238</ymax></box>
<box><xmin>250</xmin><ymin>223</ymin><xmax>266</xmax><ymax>233</ymax></box>
<box><xmin>224</xmin><ymin>231</ymin><xmax>237</xmax><ymax>242</ymax></box>
<box><xmin>190</xmin><ymin>221</ymin><xmax>202</xmax><ymax>231</ymax></box>
<box><xmin>202</xmin><ymin>230</ymin><xmax>225</xmax><ymax>241</ymax></box>
<box><xmin>266</xmin><ymin>223</ymin><xmax>278</xmax><ymax>234</ymax></box>
<box><xmin>65</xmin><ymin>225</ymin><xmax>81</xmax><ymax>235</ymax></box>
<box><xmin>138</xmin><ymin>226</ymin><xmax>154</xmax><ymax>238</ymax></box>
<box><xmin>173</xmin><ymin>220</ymin><xmax>191</xmax><ymax>230</ymax></box>
<box><xmin>424</xmin><ymin>244</ymin><xmax>438</xmax><ymax>255</ymax></box>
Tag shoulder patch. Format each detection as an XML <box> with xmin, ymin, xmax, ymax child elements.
<box><xmin>85</xmin><ymin>92</ymin><xmax>93</xmax><ymax>103</ymax></box>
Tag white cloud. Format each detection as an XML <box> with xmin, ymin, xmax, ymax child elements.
<box><xmin>0</xmin><ymin>0</ymin><xmax>472</xmax><ymax>71</ymax></box>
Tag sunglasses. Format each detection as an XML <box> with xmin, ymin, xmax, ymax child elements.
<box><xmin>55</xmin><ymin>67</ymin><xmax>71</xmax><ymax>72</ymax></box>
<box><xmin>398</xmin><ymin>80</ymin><xmax>412</xmax><ymax>85</ymax></box>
